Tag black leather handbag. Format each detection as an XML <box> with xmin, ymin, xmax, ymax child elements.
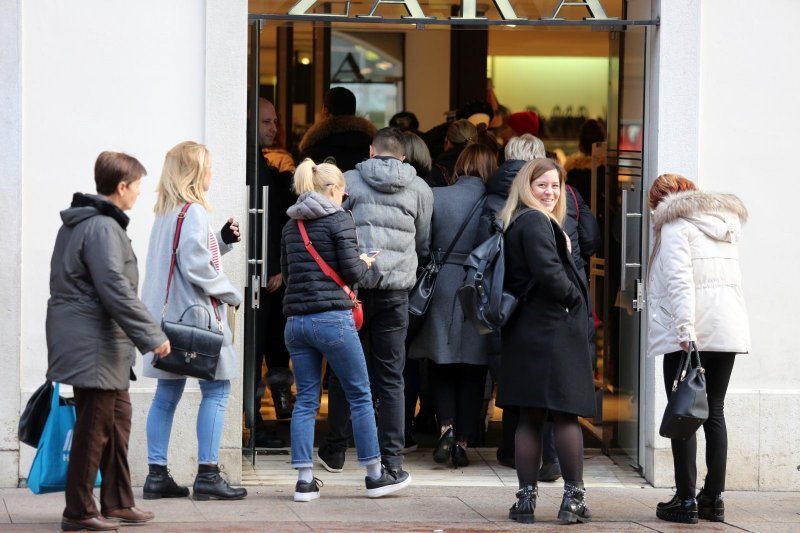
<box><xmin>18</xmin><ymin>381</ymin><xmax>54</xmax><ymax>448</ymax></box>
<box><xmin>408</xmin><ymin>196</ymin><xmax>485</xmax><ymax>317</ymax></box>
<box><xmin>152</xmin><ymin>203</ymin><xmax>223</xmax><ymax>381</ymax></box>
<box><xmin>659</xmin><ymin>343</ymin><xmax>709</xmax><ymax>440</ymax></box>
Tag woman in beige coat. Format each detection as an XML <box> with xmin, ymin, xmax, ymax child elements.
<box><xmin>647</xmin><ymin>174</ymin><xmax>750</xmax><ymax>525</ymax></box>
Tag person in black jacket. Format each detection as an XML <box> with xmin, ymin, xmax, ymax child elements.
<box><xmin>298</xmin><ymin>87</ymin><xmax>377</xmax><ymax>172</ymax></box>
<box><xmin>252</xmin><ymin>98</ymin><xmax>296</xmax><ymax>443</ymax></box>
<box><xmin>496</xmin><ymin>158</ymin><xmax>595</xmax><ymax>524</ymax></box>
<box><xmin>281</xmin><ymin>159</ymin><xmax>411</xmax><ymax>502</ymax></box>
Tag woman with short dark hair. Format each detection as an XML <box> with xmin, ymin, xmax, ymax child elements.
<box><xmin>47</xmin><ymin>151</ymin><xmax>170</xmax><ymax>531</ymax></box>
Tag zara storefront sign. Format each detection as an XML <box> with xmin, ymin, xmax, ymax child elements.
<box><xmin>278</xmin><ymin>0</ymin><xmax>638</xmax><ymax>25</ymax></box>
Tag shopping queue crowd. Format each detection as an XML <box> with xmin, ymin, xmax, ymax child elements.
<box><xmin>44</xmin><ymin>86</ymin><xmax>749</xmax><ymax>530</ymax></box>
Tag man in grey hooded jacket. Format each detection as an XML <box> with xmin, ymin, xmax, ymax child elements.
<box><xmin>318</xmin><ymin>127</ymin><xmax>433</xmax><ymax>478</ymax></box>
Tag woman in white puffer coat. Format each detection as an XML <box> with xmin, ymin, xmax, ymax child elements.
<box><xmin>646</xmin><ymin>174</ymin><xmax>750</xmax><ymax>526</ymax></box>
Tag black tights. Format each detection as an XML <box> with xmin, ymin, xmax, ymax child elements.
<box><xmin>515</xmin><ymin>407</ymin><xmax>584</xmax><ymax>487</ymax></box>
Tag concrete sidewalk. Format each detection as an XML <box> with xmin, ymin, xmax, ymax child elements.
<box><xmin>2</xmin><ymin>448</ymin><xmax>797</xmax><ymax>531</ymax></box>
<box><xmin>1</xmin><ymin>485</ymin><xmax>798</xmax><ymax>532</ymax></box>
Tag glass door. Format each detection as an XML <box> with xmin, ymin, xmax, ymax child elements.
<box><xmin>601</xmin><ymin>19</ymin><xmax>648</xmax><ymax>468</ymax></box>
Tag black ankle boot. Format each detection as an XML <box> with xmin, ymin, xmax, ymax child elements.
<box><xmin>143</xmin><ymin>464</ymin><xmax>189</xmax><ymax>500</ymax></box>
<box><xmin>697</xmin><ymin>488</ymin><xmax>724</xmax><ymax>522</ymax></box>
<box><xmin>656</xmin><ymin>495</ymin><xmax>699</xmax><ymax>524</ymax></box>
<box><xmin>193</xmin><ymin>464</ymin><xmax>248</xmax><ymax>501</ymax></box>
<box><xmin>558</xmin><ymin>483</ymin><xmax>592</xmax><ymax>523</ymax></box>
<box><xmin>508</xmin><ymin>484</ymin><xmax>537</xmax><ymax>523</ymax></box>
<box><xmin>266</xmin><ymin>368</ymin><xmax>294</xmax><ymax>420</ymax></box>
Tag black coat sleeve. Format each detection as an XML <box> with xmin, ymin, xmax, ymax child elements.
<box><xmin>519</xmin><ymin>211</ymin><xmax>582</xmax><ymax>310</ymax></box>
<box><xmin>573</xmin><ymin>187</ymin><xmax>601</xmax><ymax>258</ymax></box>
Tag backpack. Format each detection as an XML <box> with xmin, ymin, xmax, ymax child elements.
<box><xmin>457</xmin><ymin>209</ymin><xmax>533</xmax><ymax>335</ymax></box>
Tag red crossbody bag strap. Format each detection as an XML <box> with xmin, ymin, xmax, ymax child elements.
<box><xmin>162</xmin><ymin>203</ymin><xmax>221</xmax><ymax>325</ymax></box>
<box><xmin>297</xmin><ymin>220</ymin><xmax>357</xmax><ymax>302</ymax></box>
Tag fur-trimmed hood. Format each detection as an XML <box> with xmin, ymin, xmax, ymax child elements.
<box><xmin>299</xmin><ymin>115</ymin><xmax>377</xmax><ymax>153</ymax></box>
<box><xmin>653</xmin><ymin>190</ymin><xmax>748</xmax><ymax>242</ymax></box>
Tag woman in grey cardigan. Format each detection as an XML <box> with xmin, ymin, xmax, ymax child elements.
<box><xmin>408</xmin><ymin>143</ymin><xmax>495</xmax><ymax>468</ymax></box>
<box><xmin>141</xmin><ymin>141</ymin><xmax>246</xmax><ymax>501</ymax></box>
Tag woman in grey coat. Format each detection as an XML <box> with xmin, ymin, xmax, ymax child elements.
<box><xmin>47</xmin><ymin>151</ymin><xmax>170</xmax><ymax>531</ymax></box>
<box><xmin>141</xmin><ymin>141</ymin><xmax>246</xmax><ymax>501</ymax></box>
<box><xmin>408</xmin><ymin>143</ymin><xmax>495</xmax><ymax>468</ymax></box>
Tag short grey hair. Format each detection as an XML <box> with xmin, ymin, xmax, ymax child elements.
<box><xmin>504</xmin><ymin>134</ymin><xmax>546</xmax><ymax>162</ymax></box>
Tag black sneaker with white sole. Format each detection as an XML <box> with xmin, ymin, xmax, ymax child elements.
<box><xmin>365</xmin><ymin>466</ymin><xmax>412</xmax><ymax>498</ymax></box>
<box><xmin>294</xmin><ymin>477</ymin><xmax>323</xmax><ymax>502</ymax></box>
<box><xmin>317</xmin><ymin>445</ymin><xmax>345</xmax><ymax>473</ymax></box>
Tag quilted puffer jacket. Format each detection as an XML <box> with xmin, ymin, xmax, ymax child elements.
<box><xmin>281</xmin><ymin>191</ymin><xmax>368</xmax><ymax>316</ymax></box>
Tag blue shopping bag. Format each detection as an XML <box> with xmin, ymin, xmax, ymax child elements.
<box><xmin>27</xmin><ymin>383</ymin><xmax>101</xmax><ymax>494</ymax></box>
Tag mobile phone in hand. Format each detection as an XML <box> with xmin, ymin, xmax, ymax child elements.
<box><xmin>368</xmin><ymin>250</ymin><xmax>381</xmax><ymax>257</ymax></box>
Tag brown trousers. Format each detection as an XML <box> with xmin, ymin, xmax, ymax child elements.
<box><xmin>64</xmin><ymin>388</ymin><xmax>135</xmax><ymax>519</ymax></box>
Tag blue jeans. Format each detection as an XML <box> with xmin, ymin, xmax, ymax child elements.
<box><xmin>285</xmin><ymin>310</ymin><xmax>380</xmax><ymax>469</ymax></box>
<box><xmin>146</xmin><ymin>378</ymin><xmax>231</xmax><ymax>465</ymax></box>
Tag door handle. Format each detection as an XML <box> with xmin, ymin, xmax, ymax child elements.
<box><xmin>620</xmin><ymin>186</ymin><xmax>642</xmax><ymax>291</ymax></box>
<box><xmin>261</xmin><ymin>186</ymin><xmax>269</xmax><ymax>287</ymax></box>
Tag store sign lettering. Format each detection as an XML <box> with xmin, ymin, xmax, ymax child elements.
<box><xmin>287</xmin><ymin>0</ymin><xmax>616</xmax><ymax>21</ymax></box>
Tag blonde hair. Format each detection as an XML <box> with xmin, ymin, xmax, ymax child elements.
<box><xmin>504</xmin><ymin>134</ymin><xmax>546</xmax><ymax>161</ymax></box>
<box><xmin>497</xmin><ymin>158</ymin><xmax>566</xmax><ymax>230</ymax></box>
<box><xmin>293</xmin><ymin>158</ymin><xmax>344</xmax><ymax>195</ymax></box>
<box><xmin>154</xmin><ymin>141</ymin><xmax>212</xmax><ymax>214</ymax></box>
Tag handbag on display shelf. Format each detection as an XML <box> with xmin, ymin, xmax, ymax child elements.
<box><xmin>409</xmin><ymin>195</ymin><xmax>486</xmax><ymax>317</ymax></box>
<box><xmin>27</xmin><ymin>383</ymin><xmax>101</xmax><ymax>494</ymax></box>
<box><xmin>659</xmin><ymin>343</ymin><xmax>709</xmax><ymax>440</ymax></box>
<box><xmin>152</xmin><ymin>203</ymin><xmax>223</xmax><ymax>381</ymax></box>
<box><xmin>297</xmin><ymin>219</ymin><xmax>363</xmax><ymax>330</ymax></box>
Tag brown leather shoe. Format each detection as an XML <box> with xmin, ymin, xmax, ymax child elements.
<box><xmin>103</xmin><ymin>506</ymin><xmax>155</xmax><ymax>524</ymax></box>
<box><xmin>61</xmin><ymin>515</ymin><xmax>118</xmax><ymax>531</ymax></box>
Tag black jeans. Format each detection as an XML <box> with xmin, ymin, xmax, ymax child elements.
<box><xmin>429</xmin><ymin>362</ymin><xmax>488</xmax><ymax>444</ymax></box>
<box><xmin>254</xmin><ymin>286</ymin><xmax>290</xmax><ymax>423</ymax></box>
<box><xmin>326</xmin><ymin>289</ymin><xmax>409</xmax><ymax>468</ymax></box>
<box><xmin>663</xmin><ymin>350</ymin><xmax>736</xmax><ymax>498</ymax></box>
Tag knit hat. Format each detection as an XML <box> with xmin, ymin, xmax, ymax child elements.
<box><xmin>507</xmin><ymin>111</ymin><xmax>540</xmax><ymax>137</ymax></box>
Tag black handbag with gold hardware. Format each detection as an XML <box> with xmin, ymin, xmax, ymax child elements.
<box><xmin>659</xmin><ymin>343</ymin><xmax>709</xmax><ymax>440</ymax></box>
<box><xmin>152</xmin><ymin>203</ymin><xmax>223</xmax><ymax>381</ymax></box>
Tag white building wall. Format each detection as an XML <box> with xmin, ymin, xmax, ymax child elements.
<box><xmin>13</xmin><ymin>0</ymin><xmax>247</xmax><ymax>487</ymax></box>
<box><xmin>646</xmin><ymin>0</ymin><xmax>800</xmax><ymax>490</ymax></box>
<box><xmin>0</xmin><ymin>0</ymin><xmax>23</xmax><ymax>487</ymax></box>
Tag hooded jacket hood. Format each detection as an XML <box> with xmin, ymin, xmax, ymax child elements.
<box><xmin>355</xmin><ymin>156</ymin><xmax>418</xmax><ymax>193</ymax></box>
<box><xmin>488</xmin><ymin>159</ymin><xmax>525</xmax><ymax>198</ymax></box>
<box><xmin>653</xmin><ymin>190</ymin><xmax>748</xmax><ymax>243</ymax></box>
<box><xmin>286</xmin><ymin>191</ymin><xmax>343</xmax><ymax>220</ymax></box>
<box><xmin>60</xmin><ymin>193</ymin><xmax>129</xmax><ymax>229</ymax></box>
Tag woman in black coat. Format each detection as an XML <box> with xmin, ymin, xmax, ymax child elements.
<box><xmin>496</xmin><ymin>158</ymin><xmax>595</xmax><ymax>525</ymax></box>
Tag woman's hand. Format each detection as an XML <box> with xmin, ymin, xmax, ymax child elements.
<box><xmin>221</xmin><ymin>218</ymin><xmax>241</xmax><ymax>244</ymax></box>
<box><xmin>359</xmin><ymin>253</ymin><xmax>376</xmax><ymax>269</ymax></box>
<box><xmin>153</xmin><ymin>340</ymin><xmax>171</xmax><ymax>358</ymax></box>
<box><xmin>680</xmin><ymin>341</ymin><xmax>691</xmax><ymax>352</ymax></box>
<box><xmin>266</xmin><ymin>273</ymin><xmax>283</xmax><ymax>293</ymax></box>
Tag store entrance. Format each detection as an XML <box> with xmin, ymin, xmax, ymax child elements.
<box><xmin>243</xmin><ymin>1</ymin><xmax>654</xmax><ymax>472</ymax></box>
